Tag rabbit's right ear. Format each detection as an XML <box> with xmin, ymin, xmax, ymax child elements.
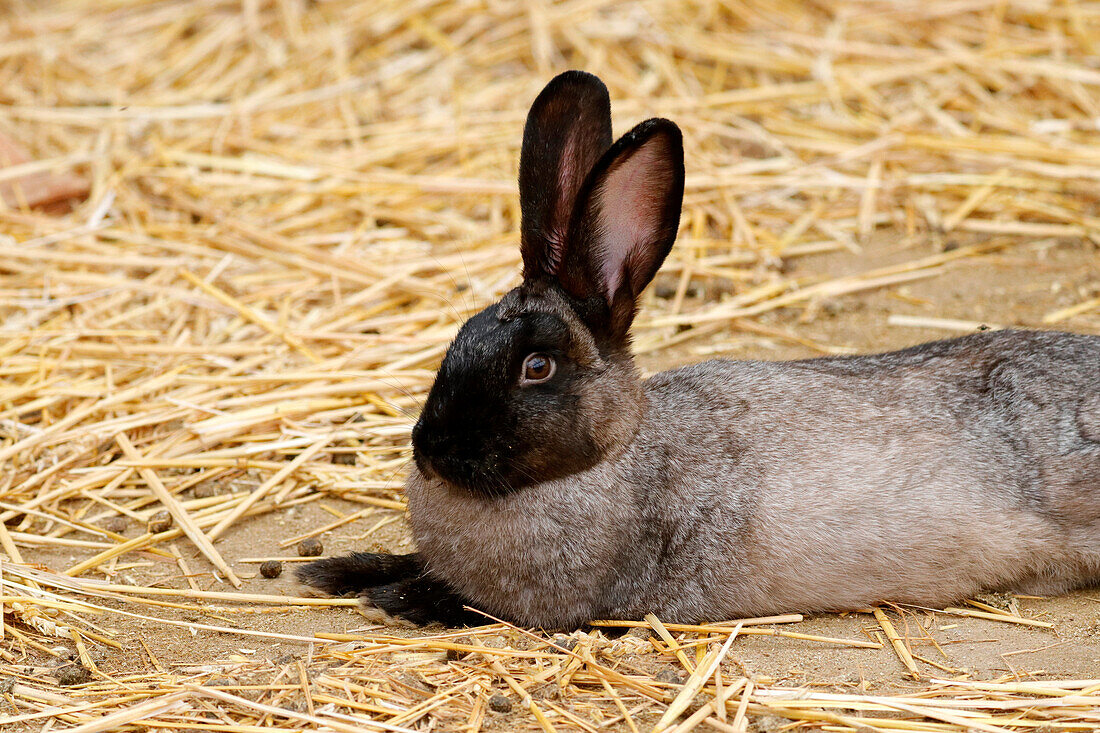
<box><xmin>519</xmin><ymin>71</ymin><xmax>613</xmax><ymax>281</ymax></box>
<box><xmin>555</xmin><ymin>119</ymin><xmax>684</xmax><ymax>341</ymax></box>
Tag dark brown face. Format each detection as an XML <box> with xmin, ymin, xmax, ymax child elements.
<box><xmin>411</xmin><ymin>293</ymin><xmax>607</xmax><ymax>497</ymax></box>
<box><xmin>411</xmin><ymin>71</ymin><xmax>685</xmax><ymax>497</ymax></box>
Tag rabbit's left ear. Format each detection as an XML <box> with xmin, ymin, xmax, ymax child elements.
<box><xmin>519</xmin><ymin>71</ymin><xmax>613</xmax><ymax>281</ymax></box>
<box><xmin>558</xmin><ymin>118</ymin><xmax>684</xmax><ymax>340</ymax></box>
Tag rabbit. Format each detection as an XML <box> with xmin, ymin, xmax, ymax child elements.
<box><xmin>298</xmin><ymin>70</ymin><xmax>1100</xmax><ymax>629</ymax></box>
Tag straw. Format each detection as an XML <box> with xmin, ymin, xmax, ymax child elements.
<box><xmin>114</xmin><ymin>433</ymin><xmax>242</xmax><ymax>588</ymax></box>
<box><xmin>652</xmin><ymin>623</ymin><xmax>740</xmax><ymax>732</ymax></box>
<box><xmin>2</xmin><ymin>0</ymin><xmax>1099</xmax><ymax>730</ymax></box>
<box><xmin>873</xmin><ymin>607</ymin><xmax>922</xmax><ymax>679</ymax></box>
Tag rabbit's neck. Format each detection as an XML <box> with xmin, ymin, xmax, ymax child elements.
<box><xmin>586</xmin><ymin>352</ymin><xmax>646</xmax><ymax>456</ymax></box>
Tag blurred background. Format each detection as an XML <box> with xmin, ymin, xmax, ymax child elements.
<box><xmin>3</xmin><ymin>1</ymin><xmax>1098</xmax><ymax>377</ymax></box>
<box><xmin>1</xmin><ymin>1</ymin><xmax>1100</xmax><ymax>729</ymax></box>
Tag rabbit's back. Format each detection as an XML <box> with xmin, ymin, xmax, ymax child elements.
<box><xmin>646</xmin><ymin>329</ymin><xmax>1099</xmax><ymax>516</ymax></box>
<box><xmin>637</xmin><ymin>329</ymin><xmax>1100</xmax><ymax>619</ymax></box>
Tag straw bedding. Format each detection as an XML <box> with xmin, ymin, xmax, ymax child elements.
<box><xmin>1</xmin><ymin>0</ymin><xmax>1099</xmax><ymax>730</ymax></box>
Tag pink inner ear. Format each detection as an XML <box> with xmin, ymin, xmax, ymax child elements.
<box><xmin>592</xmin><ymin>141</ymin><xmax>672</xmax><ymax>298</ymax></box>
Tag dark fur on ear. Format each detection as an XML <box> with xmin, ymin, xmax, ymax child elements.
<box><xmin>519</xmin><ymin>71</ymin><xmax>613</xmax><ymax>281</ymax></box>
<box><xmin>557</xmin><ymin>118</ymin><xmax>685</xmax><ymax>341</ymax></box>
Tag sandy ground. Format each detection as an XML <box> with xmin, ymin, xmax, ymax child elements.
<box><xmin>13</xmin><ymin>234</ymin><xmax>1100</xmax><ymax>727</ymax></box>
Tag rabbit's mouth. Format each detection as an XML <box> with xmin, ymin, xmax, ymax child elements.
<box><xmin>413</xmin><ymin>450</ymin><xmax>519</xmax><ymax>498</ymax></box>
<box><xmin>412</xmin><ymin>421</ymin><xmax>520</xmax><ymax>497</ymax></box>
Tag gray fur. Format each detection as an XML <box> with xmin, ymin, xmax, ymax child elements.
<box><xmin>408</xmin><ymin>327</ymin><xmax>1100</xmax><ymax>627</ymax></box>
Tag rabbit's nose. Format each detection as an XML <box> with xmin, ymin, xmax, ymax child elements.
<box><xmin>411</xmin><ymin>424</ymin><xmax>439</xmax><ymax>479</ymax></box>
<box><xmin>411</xmin><ymin>420</ymin><xmax>452</xmax><ymax>461</ymax></box>
<box><xmin>412</xmin><ymin>419</ymin><xmax>441</xmax><ymax>453</ymax></box>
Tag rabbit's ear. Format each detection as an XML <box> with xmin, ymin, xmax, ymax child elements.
<box><xmin>559</xmin><ymin>118</ymin><xmax>684</xmax><ymax>339</ymax></box>
<box><xmin>519</xmin><ymin>71</ymin><xmax>613</xmax><ymax>281</ymax></box>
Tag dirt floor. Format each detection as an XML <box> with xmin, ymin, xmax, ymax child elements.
<box><xmin>14</xmin><ymin>234</ymin><xmax>1099</xmax><ymax>727</ymax></box>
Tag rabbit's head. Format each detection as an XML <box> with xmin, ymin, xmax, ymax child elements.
<box><xmin>411</xmin><ymin>71</ymin><xmax>685</xmax><ymax>496</ymax></box>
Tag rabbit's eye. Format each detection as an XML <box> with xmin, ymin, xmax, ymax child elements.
<box><xmin>521</xmin><ymin>353</ymin><xmax>555</xmax><ymax>384</ymax></box>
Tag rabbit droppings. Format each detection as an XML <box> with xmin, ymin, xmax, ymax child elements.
<box><xmin>299</xmin><ymin>71</ymin><xmax>1100</xmax><ymax>628</ymax></box>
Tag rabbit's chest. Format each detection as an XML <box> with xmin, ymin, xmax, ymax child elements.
<box><xmin>404</xmin><ymin>468</ymin><xmax>631</xmax><ymax>626</ymax></box>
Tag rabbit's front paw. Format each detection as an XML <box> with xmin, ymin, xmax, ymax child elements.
<box><xmin>363</xmin><ymin>576</ymin><xmax>485</xmax><ymax>627</ymax></box>
<box><xmin>295</xmin><ymin>552</ymin><xmax>422</xmax><ymax>596</ymax></box>
<box><xmin>296</xmin><ymin>552</ymin><xmax>484</xmax><ymax>626</ymax></box>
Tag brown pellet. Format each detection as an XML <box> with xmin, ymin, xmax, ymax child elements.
<box><xmin>148</xmin><ymin>510</ymin><xmax>173</xmax><ymax>533</ymax></box>
<box><xmin>57</xmin><ymin>664</ymin><xmax>91</xmax><ymax>686</ymax></box>
<box><xmin>259</xmin><ymin>560</ymin><xmax>283</xmax><ymax>578</ymax></box>
<box><xmin>297</xmin><ymin>537</ymin><xmax>323</xmax><ymax>557</ymax></box>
